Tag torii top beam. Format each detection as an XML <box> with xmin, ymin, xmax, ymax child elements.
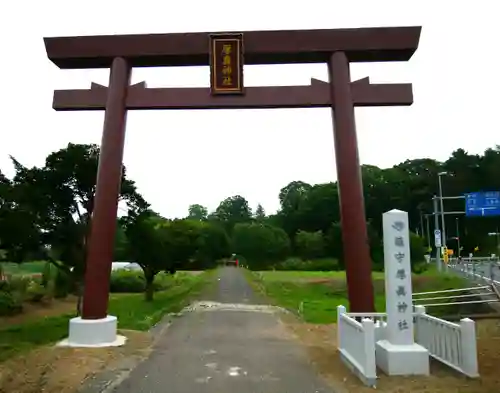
<box><xmin>44</xmin><ymin>26</ymin><xmax>421</xmax><ymax>69</ymax></box>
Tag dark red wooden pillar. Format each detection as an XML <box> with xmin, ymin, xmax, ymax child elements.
<box><xmin>81</xmin><ymin>57</ymin><xmax>131</xmax><ymax>319</ymax></box>
<box><xmin>328</xmin><ymin>51</ymin><xmax>375</xmax><ymax>312</ymax></box>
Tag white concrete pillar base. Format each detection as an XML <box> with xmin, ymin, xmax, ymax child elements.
<box><xmin>376</xmin><ymin>340</ymin><xmax>430</xmax><ymax>376</ymax></box>
<box><xmin>57</xmin><ymin>315</ymin><xmax>126</xmax><ymax>348</ymax></box>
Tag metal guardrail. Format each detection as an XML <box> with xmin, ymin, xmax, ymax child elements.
<box><xmin>418</xmin><ymin>258</ymin><xmax>500</xmax><ymax>313</ymax></box>
<box><xmin>413</xmin><ymin>285</ymin><xmax>499</xmax><ymax>308</ymax></box>
<box><xmin>446</xmin><ymin>257</ymin><xmax>500</xmax><ymax>285</ymax></box>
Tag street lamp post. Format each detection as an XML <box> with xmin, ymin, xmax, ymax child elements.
<box><xmin>455</xmin><ymin>217</ymin><xmax>461</xmax><ymax>258</ymax></box>
<box><xmin>419</xmin><ymin>210</ymin><xmax>425</xmax><ymax>239</ymax></box>
<box><xmin>438</xmin><ymin>172</ymin><xmax>447</xmax><ymax>249</ymax></box>
<box><xmin>425</xmin><ymin>215</ymin><xmax>431</xmax><ymax>250</ymax></box>
<box><xmin>433</xmin><ymin>196</ymin><xmax>442</xmax><ymax>271</ymax></box>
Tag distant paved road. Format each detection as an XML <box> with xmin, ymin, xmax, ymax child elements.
<box><xmin>112</xmin><ymin>267</ymin><xmax>335</xmax><ymax>393</ymax></box>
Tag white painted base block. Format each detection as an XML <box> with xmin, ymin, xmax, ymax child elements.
<box><xmin>56</xmin><ymin>315</ymin><xmax>127</xmax><ymax>348</ymax></box>
<box><xmin>376</xmin><ymin>340</ymin><xmax>430</xmax><ymax>376</ymax></box>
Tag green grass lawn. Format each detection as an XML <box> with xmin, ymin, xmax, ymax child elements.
<box><xmin>252</xmin><ymin>270</ymin><xmax>385</xmax><ymax>282</ymax></box>
<box><xmin>0</xmin><ymin>270</ymin><xmax>213</xmax><ymax>362</ymax></box>
<box><xmin>247</xmin><ymin>268</ymin><xmax>471</xmax><ymax>324</ymax></box>
<box><xmin>2</xmin><ymin>261</ymin><xmax>46</xmax><ymax>275</ymax></box>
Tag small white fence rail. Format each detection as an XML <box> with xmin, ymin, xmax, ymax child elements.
<box><xmin>414</xmin><ymin>305</ymin><xmax>479</xmax><ymax>378</ymax></box>
<box><xmin>337</xmin><ymin>305</ymin><xmax>479</xmax><ymax>386</ymax></box>
<box><xmin>337</xmin><ymin>306</ymin><xmax>377</xmax><ymax>387</ymax></box>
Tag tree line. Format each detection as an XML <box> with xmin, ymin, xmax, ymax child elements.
<box><xmin>1</xmin><ymin>143</ymin><xmax>499</xmax><ymax>300</ymax></box>
<box><xmin>180</xmin><ymin>145</ymin><xmax>500</xmax><ymax>265</ymax></box>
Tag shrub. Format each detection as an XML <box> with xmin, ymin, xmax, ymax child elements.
<box><xmin>0</xmin><ymin>290</ymin><xmax>23</xmax><ymax>316</ymax></box>
<box><xmin>0</xmin><ymin>279</ymin><xmax>8</xmax><ymax>291</ymax></box>
<box><xmin>274</xmin><ymin>257</ymin><xmax>341</xmax><ymax>271</ymax></box>
<box><xmin>295</xmin><ymin>230</ymin><xmax>326</xmax><ymax>259</ymax></box>
<box><xmin>7</xmin><ymin>275</ymin><xmax>31</xmax><ymax>294</ymax></box>
<box><xmin>307</xmin><ymin>258</ymin><xmax>341</xmax><ymax>271</ymax></box>
<box><xmin>53</xmin><ymin>269</ymin><xmax>71</xmax><ymax>298</ymax></box>
<box><xmin>41</xmin><ymin>262</ymin><xmax>52</xmax><ymax>288</ymax></box>
<box><xmin>110</xmin><ymin>270</ymin><xmax>145</xmax><ymax>293</ymax></box>
<box><xmin>275</xmin><ymin>257</ymin><xmax>306</xmax><ymax>271</ymax></box>
<box><xmin>410</xmin><ymin>232</ymin><xmax>426</xmax><ymax>269</ymax></box>
<box><xmin>154</xmin><ymin>272</ymin><xmax>174</xmax><ymax>290</ymax></box>
<box><xmin>25</xmin><ymin>280</ymin><xmax>46</xmax><ymax>303</ymax></box>
<box><xmin>109</xmin><ymin>270</ymin><xmax>174</xmax><ymax>293</ymax></box>
<box><xmin>412</xmin><ymin>262</ymin><xmax>430</xmax><ymax>274</ymax></box>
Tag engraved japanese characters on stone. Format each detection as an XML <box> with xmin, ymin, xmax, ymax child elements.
<box><xmin>397</xmin><ymin>302</ymin><xmax>409</xmax><ymax>313</ymax></box>
<box><xmin>394</xmin><ymin>252</ymin><xmax>405</xmax><ymax>263</ymax></box>
<box><xmin>394</xmin><ymin>236</ymin><xmax>404</xmax><ymax>247</ymax></box>
<box><xmin>392</xmin><ymin>221</ymin><xmax>404</xmax><ymax>232</ymax></box>
<box><xmin>398</xmin><ymin>319</ymin><xmax>409</xmax><ymax>331</ymax></box>
<box><xmin>396</xmin><ymin>286</ymin><xmax>407</xmax><ymax>297</ymax></box>
<box><xmin>396</xmin><ymin>268</ymin><xmax>407</xmax><ymax>280</ymax></box>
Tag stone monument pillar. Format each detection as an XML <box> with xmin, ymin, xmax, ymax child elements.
<box><xmin>375</xmin><ymin>209</ymin><xmax>430</xmax><ymax>375</ymax></box>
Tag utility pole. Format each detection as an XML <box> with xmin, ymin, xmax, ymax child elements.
<box><xmin>433</xmin><ymin>196</ymin><xmax>442</xmax><ymax>271</ymax></box>
<box><xmin>425</xmin><ymin>215</ymin><xmax>431</xmax><ymax>250</ymax></box>
<box><xmin>455</xmin><ymin>218</ymin><xmax>461</xmax><ymax>258</ymax></box>
<box><xmin>419</xmin><ymin>210</ymin><xmax>425</xmax><ymax>241</ymax></box>
<box><xmin>438</xmin><ymin>172</ymin><xmax>447</xmax><ymax>249</ymax></box>
<box><xmin>425</xmin><ymin>193</ymin><xmax>465</xmax><ymax>267</ymax></box>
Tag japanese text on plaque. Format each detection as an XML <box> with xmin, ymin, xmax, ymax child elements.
<box><xmin>209</xmin><ymin>34</ymin><xmax>243</xmax><ymax>94</ymax></box>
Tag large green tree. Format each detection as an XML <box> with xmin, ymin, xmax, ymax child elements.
<box><xmin>231</xmin><ymin>223</ymin><xmax>291</xmax><ymax>269</ymax></box>
<box><xmin>187</xmin><ymin>204</ymin><xmax>208</xmax><ymax>221</ymax></box>
<box><xmin>3</xmin><ymin>143</ymin><xmax>149</xmax><ymax>311</ymax></box>
<box><xmin>212</xmin><ymin>195</ymin><xmax>252</xmax><ymax>232</ymax></box>
<box><xmin>193</xmin><ymin>220</ymin><xmax>230</xmax><ymax>267</ymax></box>
<box><xmin>122</xmin><ymin>210</ymin><xmax>168</xmax><ymax>301</ymax></box>
<box><xmin>254</xmin><ymin>203</ymin><xmax>266</xmax><ymax>222</ymax></box>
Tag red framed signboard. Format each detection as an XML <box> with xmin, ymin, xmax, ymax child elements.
<box><xmin>209</xmin><ymin>33</ymin><xmax>244</xmax><ymax>95</ymax></box>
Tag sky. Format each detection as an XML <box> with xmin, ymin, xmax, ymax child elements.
<box><xmin>0</xmin><ymin>1</ymin><xmax>498</xmax><ymax>219</ymax></box>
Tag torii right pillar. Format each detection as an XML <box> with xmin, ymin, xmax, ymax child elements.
<box><xmin>328</xmin><ymin>51</ymin><xmax>375</xmax><ymax>312</ymax></box>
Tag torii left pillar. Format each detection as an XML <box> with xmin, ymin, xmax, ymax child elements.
<box><xmin>328</xmin><ymin>52</ymin><xmax>375</xmax><ymax>312</ymax></box>
<box><xmin>59</xmin><ymin>57</ymin><xmax>131</xmax><ymax>347</ymax></box>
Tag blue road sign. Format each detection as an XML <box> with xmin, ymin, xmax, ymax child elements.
<box><xmin>465</xmin><ymin>191</ymin><xmax>500</xmax><ymax>217</ymax></box>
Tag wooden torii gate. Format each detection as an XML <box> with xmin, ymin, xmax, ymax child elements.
<box><xmin>44</xmin><ymin>26</ymin><xmax>421</xmax><ymax>345</ymax></box>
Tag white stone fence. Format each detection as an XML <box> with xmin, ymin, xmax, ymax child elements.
<box><xmin>345</xmin><ymin>311</ymin><xmax>388</xmax><ymax>342</ymax></box>
<box><xmin>337</xmin><ymin>305</ymin><xmax>479</xmax><ymax>386</ymax></box>
<box><xmin>413</xmin><ymin>305</ymin><xmax>479</xmax><ymax>378</ymax></box>
<box><xmin>337</xmin><ymin>305</ymin><xmax>377</xmax><ymax>387</ymax></box>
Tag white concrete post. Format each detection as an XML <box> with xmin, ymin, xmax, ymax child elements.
<box><xmin>414</xmin><ymin>305</ymin><xmax>426</xmax><ymax>314</ymax></box>
<box><xmin>459</xmin><ymin>318</ymin><xmax>479</xmax><ymax>378</ymax></box>
<box><xmin>382</xmin><ymin>209</ymin><xmax>415</xmax><ymax>345</ymax></box>
<box><xmin>413</xmin><ymin>305</ymin><xmax>426</xmax><ymax>343</ymax></box>
<box><xmin>337</xmin><ymin>305</ymin><xmax>346</xmax><ymax>348</ymax></box>
<box><xmin>361</xmin><ymin>318</ymin><xmax>377</xmax><ymax>382</ymax></box>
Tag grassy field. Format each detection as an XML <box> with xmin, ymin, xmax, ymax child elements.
<box><xmin>0</xmin><ymin>270</ymin><xmax>212</xmax><ymax>362</ymax></box>
<box><xmin>247</xmin><ymin>269</ymin><xmax>473</xmax><ymax>323</ymax></box>
<box><xmin>1</xmin><ymin>261</ymin><xmax>206</xmax><ymax>276</ymax></box>
<box><xmin>2</xmin><ymin>261</ymin><xmax>46</xmax><ymax>275</ymax></box>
